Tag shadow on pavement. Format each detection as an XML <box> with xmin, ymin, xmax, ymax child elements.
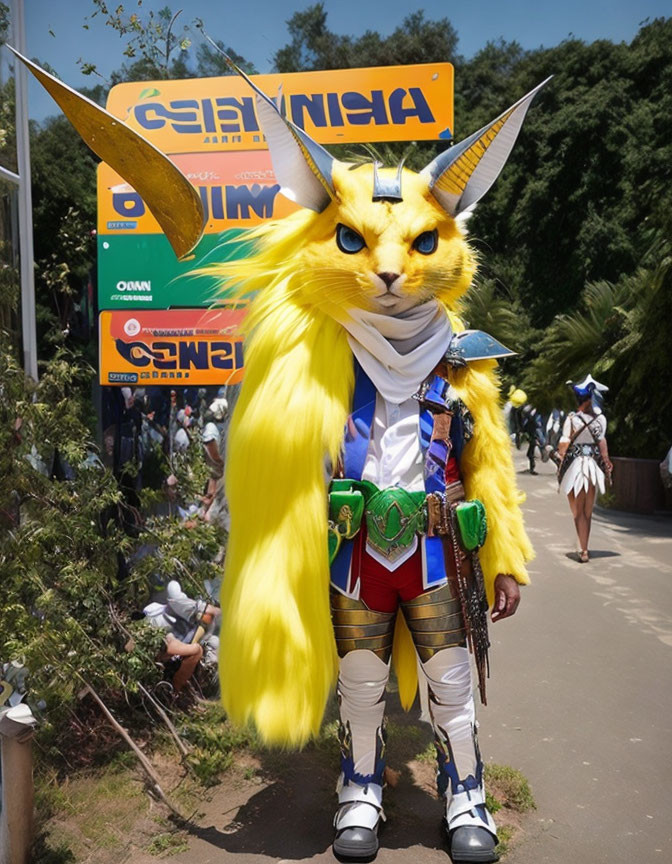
<box><xmin>564</xmin><ymin>550</ymin><xmax>621</xmax><ymax>563</ymax></box>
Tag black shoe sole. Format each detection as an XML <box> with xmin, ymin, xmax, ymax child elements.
<box><xmin>332</xmin><ymin>841</ymin><xmax>379</xmax><ymax>862</ymax></box>
<box><xmin>449</xmin><ymin>854</ymin><xmax>499</xmax><ymax>863</ymax></box>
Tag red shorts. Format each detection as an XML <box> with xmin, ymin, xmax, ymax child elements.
<box><xmin>352</xmin><ymin>527</ymin><xmax>425</xmax><ymax>613</ymax></box>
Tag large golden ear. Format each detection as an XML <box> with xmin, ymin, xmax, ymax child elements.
<box><xmin>421</xmin><ymin>77</ymin><xmax>552</xmax><ymax>216</ymax></box>
<box><xmin>9</xmin><ymin>48</ymin><xmax>204</xmax><ymax>260</ymax></box>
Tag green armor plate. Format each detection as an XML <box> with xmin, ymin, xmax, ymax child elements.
<box><xmin>365</xmin><ymin>488</ymin><xmax>427</xmax><ymax>564</ymax></box>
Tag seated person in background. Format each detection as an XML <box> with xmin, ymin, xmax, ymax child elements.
<box><xmin>143</xmin><ymin>580</ymin><xmax>220</xmax><ymax>692</ymax></box>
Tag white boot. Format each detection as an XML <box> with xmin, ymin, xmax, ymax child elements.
<box><xmin>422</xmin><ymin>648</ymin><xmax>498</xmax><ymax>862</ymax></box>
<box><xmin>333</xmin><ymin>650</ymin><xmax>389</xmax><ymax>859</ymax></box>
<box><xmin>333</xmin><ymin>780</ymin><xmax>385</xmax><ymax>859</ymax></box>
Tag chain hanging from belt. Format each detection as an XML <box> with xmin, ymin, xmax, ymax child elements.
<box><xmin>444</xmin><ymin>498</ymin><xmax>491</xmax><ymax>705</ymax></box>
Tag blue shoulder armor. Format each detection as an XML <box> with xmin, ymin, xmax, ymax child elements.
<box><xmin>444</xmin><ymin>329</ymin><xmax>516</xmax><ymax>367</ymax></box>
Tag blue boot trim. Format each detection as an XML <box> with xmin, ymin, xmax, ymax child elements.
<box><xmin>339</xmin><ymin>720</ymin><xmax>386</xmax><ymax>787</ymax></box>
<box><xmin>434</xmin><ymin>723</ymin><xmax>483</xmax><ymax>798</ymax></box>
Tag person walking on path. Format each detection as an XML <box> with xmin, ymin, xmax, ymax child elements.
<box><xmin>520</xmin><ymin>403</ymin><xmax>547</xmax><ymax>474</ymax></box>
<box><xmin>556</xmin><ymin>375</ymin><xmax>612</xmax><ymax>562</ymax></box>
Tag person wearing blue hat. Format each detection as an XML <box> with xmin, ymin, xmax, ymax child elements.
<box><xmin>556</xmin><ymin>376</ymin><xmax>613</xmax><ymax>562</ymax></box>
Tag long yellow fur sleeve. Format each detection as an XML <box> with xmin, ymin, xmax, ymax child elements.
<box><xmin>219</xmin><ymin>284</ymin><xmax>354</xmax><ymax>747</ymax></box>
<box><xmin>449</xmin><ymin>359</ymin><xmax>535</xmax><ymax>603</ymax></box>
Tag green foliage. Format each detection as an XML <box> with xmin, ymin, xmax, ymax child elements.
<box><xmin>129</xmin><ymin>513</ymin><xmax>224</xmax><ymax>609</ymax></box>
<box><xmin>485</xmin><ymin>789</ymin><xmax>502</xmax><ymax>813</ymax></box>
<box><xmin>78</xmin><ymin>2</ymin><xmax>257</xmax><ymax>83</ymax></box>
<box><xmin>495</xmin><ymin>825</ymin><xmax>514</xmax><ymax>858</ymax></box>
<box><xmin>523</xmin><ymin>234</ymin><xmax>672</xmax><ymax>456</ymax></box>
<box><xmin>461</xmin><ymin>20</ymin><xmax>672</xmax><ymax>330</ymax></box>
<box><xmin>81</xmin><ymin>2</ymin><xmax>192</xmax><ymax>82</ymax></box>
<box><xmin>178</xmin><ymin>702</ymin><xmax>254</xmax><ymax>786</ymax></box>
<box><xmin>34</xmin><ymin>760</ymin><xmax>149</xmax><ymax>862</ymax></box>
<box><xmin>459</xmin><ymin>277</ymin><xmax>531</xmax><ymax>351</ymax></box>
<box><xmin>146</xmin><ymin>831</ymin><xmax>189</xmax><ymax>857</ymax></box>
<box><xmin>27</xmin><ymin>121</ymin><xmax>98</xmax><ymax>362</ymax></box>
<box><xmin>484</xmin><ymin>763</ymin><xmax>536</xmax><ymax>813</ymax></box>
<box><xmin>0</xmin><ymin>1</ymin><xmax>9</xmax><ymax>44</ymax></box>
<box><xmin>0</xmin><ymin>233</ymin><xmax>19</xmax><ymax>330</ymax></box>
<box><xmin>0</xmin><ymin>74</ymin><xmax>17</xmax><ymax>179</ymax></box>
<box><xmin>0</xmin><ymin>334</ymin><xmax>224</xmax><ymax>756</ymax></box>
<box><xmin>0</xmin><ymin>338</ymin><xmax>131</xmax><ymax>726</ymax></box>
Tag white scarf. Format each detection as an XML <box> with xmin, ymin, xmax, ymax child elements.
<box><xmin>337</xmin><ymin>301</ymin><xmax>452</xmax><ymax>404</ymax></box>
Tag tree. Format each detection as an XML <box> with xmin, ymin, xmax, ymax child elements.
<box><xmin>78</xmin><ymin>2</ymin><xmax>257</xmax><ymax>84</ymax></box>
<box><xmin>521</xmin><ymin>231</ymin><xmax>672</xmax><ymax>457</ymax></box>
<box><xmin>462</xmin><ymin>20</ymin><xmax>672</xmax><ymax>328</ymax></box>
<box><xmin>274</xmin><ymin>4</ymin><xmax>458</xmax><ymax>73</ymax></box>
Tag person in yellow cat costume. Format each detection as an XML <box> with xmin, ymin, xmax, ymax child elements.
<box><xmin>207</xmin><ymin>63</ymin><xmax>544</xmax><ymax>863</ymax></box>
<box><xmin>15</xmin><ymin>47</ymin><xmax>546</xmax><ymax>864</ymax></box>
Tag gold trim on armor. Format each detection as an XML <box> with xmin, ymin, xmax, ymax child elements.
<box><xmin>413</xmin><ymin>628</ymin><xmax>466</xmax><ymax>646</ymax></box>
<box><xmin>401</xmin><ymin>582</ymin><xmax>466</xmax><ymax>661</ymax></box>
<box><xmin>405</xmin><ymin>612</ymin><xmax>464</xmax><ymax>632</ymax></box>
<box><xmin>401</xmin><ymin>597</ymin><xmax>461</xmax><ymax>619</ymax></box>
<box><xmin>413</xmin><ymin>633</ymin><xmax>466</xmax><ymax>662</ymax></box>
<box><xmin>331</xmin><ymin>606</ymin><xmax>394</xmax><ymax>626</ymax></box>
<box><xmin>333</xmin><ymin>621</ymin><xmax>394</xmax><ymax>638</ymax></box>
<box><xmin>334</xmin><ymin>634</ymin><xmax>394</xmax><ymax>655</ymax></box>
<box><xmin>330</xmin><ymin>590</ymin><xmax>395</xmax><ymax>662</ymax></box>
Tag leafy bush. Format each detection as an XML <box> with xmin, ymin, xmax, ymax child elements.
<box><xmin>0</xmin><ymin>335</ymin><xmax>224</xmax><ymax>761</ymax></box>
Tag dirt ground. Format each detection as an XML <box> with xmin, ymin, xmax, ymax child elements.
<box><xmin>37</xmin><ymin>696</ymin><xmax>533</xmax><ymax>864</ymax></box>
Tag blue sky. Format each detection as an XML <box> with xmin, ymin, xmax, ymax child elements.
<box><xmin>10</xmin><ymin>0</ymin><xmax>672</xmax><ymax>120</ymax></box>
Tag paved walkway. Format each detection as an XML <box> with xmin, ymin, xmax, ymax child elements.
<box><xmin>486</xmin><ymin>452</ymin><xmax>672</xmax><ymax>863</ymax></box>
<box><xmin>151</xmin><ymin>451</ymin><xmax>672</xmax><ymax>864</ymax></box>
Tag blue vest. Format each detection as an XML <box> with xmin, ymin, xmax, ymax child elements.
<box><xmin>330</xmin><ymin>362</ymin><xmax>465</xmax><ymax>598</ymax></box>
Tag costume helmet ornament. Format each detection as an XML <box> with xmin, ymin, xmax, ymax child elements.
<box><xmin>5</xmin><ymin>48</ymin><xmax>205</xmax><ymax>261</ymax></box>
<box><xmin>509</xmin><ymin>387</ymin><xmax>527</xmax><ymax>408</ymax></box>
<box><xmin>568</xmin><ymin>374</ymin><xmax>609</xmax><ymax>414</ymax></box>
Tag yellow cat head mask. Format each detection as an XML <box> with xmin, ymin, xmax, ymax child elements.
<box><xmin>12</xmin><ymin>48</ymin><xmax>549</xmax><ymax>315</ymax></box>
<box><xmin>213</xmin><ymin>55</ymin><xmax>549</xmax><ymax>315</ymax></box>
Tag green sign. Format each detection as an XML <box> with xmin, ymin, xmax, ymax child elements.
<box><xmin>97</xmin><ymin>230</ymin><xmax>249</xmax><ymax>309</ymax></box>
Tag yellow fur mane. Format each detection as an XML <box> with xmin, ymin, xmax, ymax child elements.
<box><xmin>213</xmin><ymin>162</ymin><xmax>532</xmax><ymax>745</ymax></box>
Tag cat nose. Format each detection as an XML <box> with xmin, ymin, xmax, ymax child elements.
<box><xmin>377</xmin><ymin>272</ymin><xmax>400</xmax><ymax>289</ymax></box>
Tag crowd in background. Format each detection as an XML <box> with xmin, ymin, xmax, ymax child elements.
<box><xmin>100</xmin><ymin>383</ymin><xmax>236</xmax><ymax>529</ymax></box>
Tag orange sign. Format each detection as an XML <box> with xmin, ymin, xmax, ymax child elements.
<box><xmin>105</xmin><ymin>63</ymin><xmax>454</xmax><ymax>153</ymax></box>
<box><xmin>99</xmin><ymin>308</ymin><xmax>246</xmax><ymax>386</ymax></box>
<box><xmin>98</xmin><ymin>150</ymin><xmax>299</xmax><ymax>234</ymax></box>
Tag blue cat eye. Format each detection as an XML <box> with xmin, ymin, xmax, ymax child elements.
<box><xmin>413</xmin><ymin>229</ymin><xmax>438</xmax><ymax>255</ymax></box>
<box><xmin>336</xmin><ymin>223</ymin><xmax>366</xmax><ymax>254</ymax></box>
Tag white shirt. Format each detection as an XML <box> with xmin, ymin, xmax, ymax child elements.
<box><xmin>360</xmin><ymin>393</ymin><xmax>424</xmax><ymax>570</ymax></box>
<box><xmin>560</xmin><ymin>411</ymin><xmax>607</xmax><ymax>444</ymax></box>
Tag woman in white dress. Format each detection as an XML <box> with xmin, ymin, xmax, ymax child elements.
<box><xmin>556</xmin><ymin>375</ymin><xmax>613</xmax><ymax>563</ymax></box>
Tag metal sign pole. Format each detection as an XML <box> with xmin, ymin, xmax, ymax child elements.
<box><xmin>12</xmin><ymin>0</ymin><xmax>38</xmax><ymax>381</ymax></box>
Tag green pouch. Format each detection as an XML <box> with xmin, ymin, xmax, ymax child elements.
<box><xmin>455</xmin><ymin>499</ymin><xmax>487</xmax><ymax>551</ymax></box>
<box><xmin>328</xmin><ymin>486</ymin><xmax>365</xmax><ymax>539</ymax></box>
<box><xmin>327</xmin><ymin>482</ymin><xmax>366</xmax><ymax>565</ymax></box>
